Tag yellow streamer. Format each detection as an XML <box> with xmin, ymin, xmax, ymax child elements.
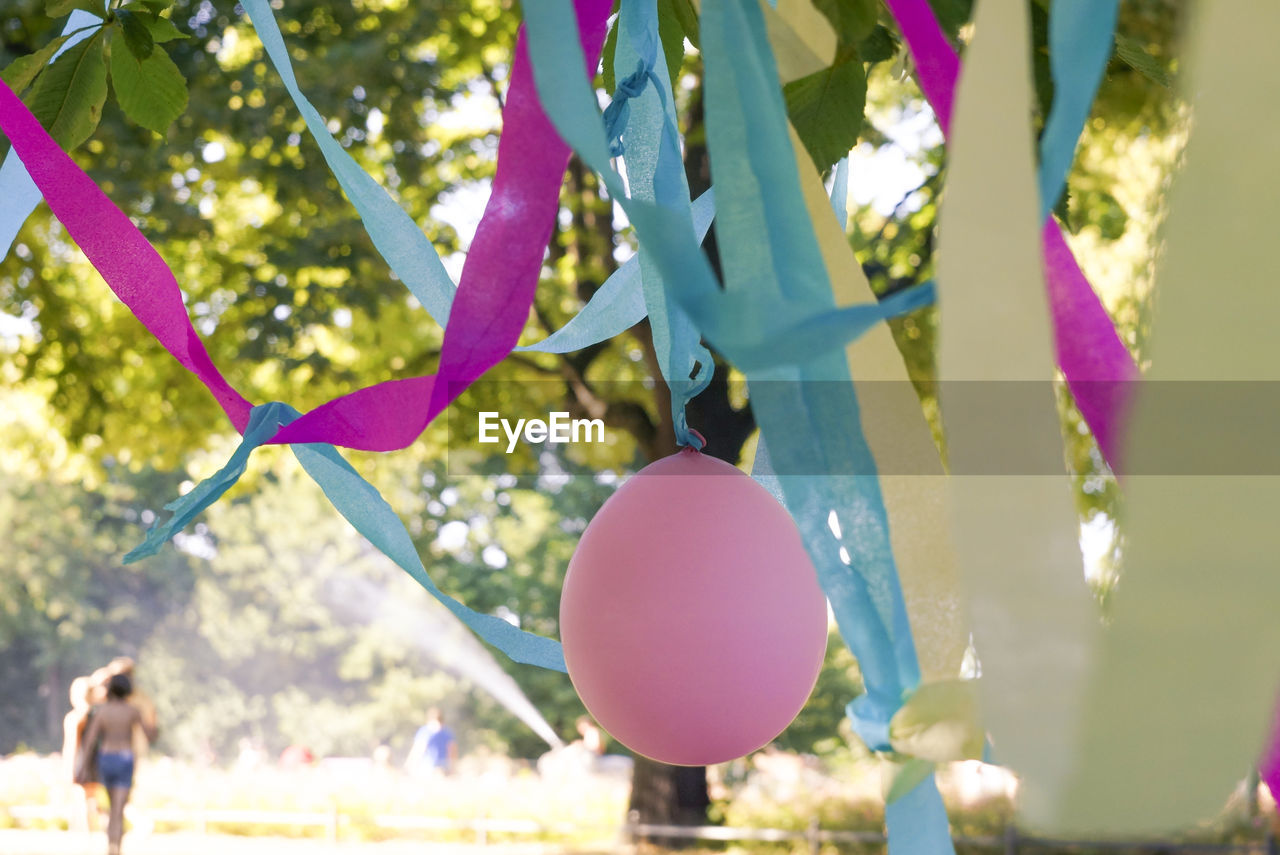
<box><xmin>935</xmin><ymin>0</ymin><xmax>1097</xmax><ymax>828</ymax></box>
<box><xmin>1058</xmin><ymin>0</ymin><xmax>1280</xmax><ymax>832</ymax></box>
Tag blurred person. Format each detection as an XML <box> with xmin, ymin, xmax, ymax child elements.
<box><xmin>80</xmin><ymin>673</ymin><xmax>158</xmax><ymax>855</ymax></box>
<box><xmin>62</xmin><ymin>676</ymin><xmax>102</xmax><ymax>831</ymax></box>
<box><xmin>234</xmin><ymin>737</ymin><xmax>266</xmax><ymax>771</ymax></box>
<box><xmin>405</xmin><ymin>708</ymin><xmax>458</xmax><ymax>776</ymax></box>
<box><xmin>279</xmin><ymin>744</ymin><xmax>314</xmax><ymax>769</ymax></box>
<box><xmin>576</xmin><ymin>716</ymin><xmax>605</xmax><ymax>757</ymax></box>
<box><xmin>106</xmin><ymin>657</ymin><xmax>157</xmax><ymax>758</ymax></box>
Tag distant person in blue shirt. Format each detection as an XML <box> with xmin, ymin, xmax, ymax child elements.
<box><xmin>405</xmin><ymin>708</ymin><xmax>458</xmax><ymax>775</ymax></box>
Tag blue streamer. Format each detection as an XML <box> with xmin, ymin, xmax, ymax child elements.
<box><xmin>614</xmin><ymin>0</ymin><xmax>713</xmax><ymax>448</ymax></box>
<box><xmin>517</xmin><ymin>188</ymin><xmax>716</xmax><ymax>354</ymax></box>
<box><xmin>128</xmin><ymin>403</ymin><xmax>566</xmax><ymax>670</ymax></box>
<box><xmin>240</xmin><ymin>0</ymin><xmax>457</xmax><ymax>325</ymax></box>
<box><xmin>0</xmin><ymin>10</ymin><xmax>100</xmax><ymax>261</ymax></box>
<box><xmin>1037</xmin><ymin>0</ymin><xmax>1119</xmax><ymax>219</ymax></box>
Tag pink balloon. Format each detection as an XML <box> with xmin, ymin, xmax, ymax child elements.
<box><xmin>560</xmin><ymin>448</ymin><xmax>828</xmax><ymax>765</ymax></box>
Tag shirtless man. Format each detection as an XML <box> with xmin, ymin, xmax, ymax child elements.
<box><xmin>81</xmin><ymin>673</ymin><xmax>158</xmax><ymax>855</ymax></box>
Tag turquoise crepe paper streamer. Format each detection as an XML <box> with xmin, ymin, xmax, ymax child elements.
<box><xmin>290</xmin><ymin>442</ymin><xmax>565</xmax><ymax>670</ymax></box>
<box><xmin>696</xmin><ymin>1</ymin><xmax>948</xmax><ymax>849</ymax></box>
<box><xmin>127</xmin><ymin>402</ymin><xmax>566</xmax><ymax>670</ymax></box>
<box><xmin>0</xmin><ymin>10</ymin><xmax>101</xmax><ymax>261</ymax></box>
<box><xmin>614</xmin><ymin>0</ymin><xmax>712</xmax><ymax>448</ymax></box>
<box><xmin>1038</xmin><ymin>0</ymin><xmax>1119</xmax><ymax>220</ymax></box>
<box><xmin>885</xmin><ymin>774</ymin><xmax>953</xmax><ymax>854</ymax></box>
<box><xmin>830</xmin><ymin>156</ymin><xmax>849</xmax><ymax>231</ymax></box>
<box><xmin>123</xmin><ymin>402</ymin><xmax>298</xmax><ymax>563</ymax></box>
<box><xmin>729</xmin><ymin>281</ymin><xmax>936</xmax><ymax>371</ymax></box>
<box><xmin>240</xmin><ymin>0</ymin><xmax>456</xmax><ymax>325</ymax></box>
<box><xmin>518</xmin><ymin>188</ymin><xmax>716</xmax><ymax>354</ymax></box>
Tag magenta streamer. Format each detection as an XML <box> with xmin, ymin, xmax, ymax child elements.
<box><xmin>1264</xmin><ymin>701</ymin><xmax>1280</xmax><ymax>811</ymax></box>
<box><xmin>0</xmin><ymin>1</ymin><xmax>610</xmax><ymax>452</ymax></box>
<box><xmin>0</xmin><ymin>81</ymin><xmax>254</xmax><ymax>433</ymax></box>
<box><xmin>883</xmin><ymin>0</ymin><xmax>1138</xmax><ymax>470</ymax></box>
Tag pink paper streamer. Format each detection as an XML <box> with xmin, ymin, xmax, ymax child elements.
<box><xmin>1264</xmin><ymin>700</ymin><xmax>1280</xmax><ymax>811</ymax></box>
<box><xmin>0</xmin><ymin>81</ymin><xmax>254</xmax><ymax>434</ymax></box>
<box><xmin>884</xmin><ymin>0</ymin><xmax>1138</xmax><ymax>470</ymax></box>
<box><xmin>0</xmin><ymin>2</ymin><xmax>610</xmax><ymax>452</ymax></box>
<box><xmin>269</xmin><ymin>3</ymin><xmax>612</xmax><ymax>450</ymax></box>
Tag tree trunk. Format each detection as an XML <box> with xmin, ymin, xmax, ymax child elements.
<box><xmin>624</xmin><ymin>83</ymin><xmax>755</xmax><ymax>834</ymax></box>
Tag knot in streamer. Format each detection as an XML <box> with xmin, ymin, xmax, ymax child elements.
<box><xmin>602</xmin><ymin>59</ymin><xmax>660</xmax><ymax>158</ymax></box>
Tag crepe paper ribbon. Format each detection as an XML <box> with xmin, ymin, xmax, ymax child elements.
<box><xmin>517</xmin><ymin>188</ymin><xmax>716</xmax><ymax>354</ymax></box>
<box><xmin>726</xmin><ymin>281</ymin><xmax>936</xmax><ymax>371</ymax></box>
<box><xmin>265</xmin><ymin>9</ymin><xmax>611</xmax><ymax>450</ymax></box>
<box><xmin>613</xmin><ymin>0</ymin><xmax>713</xmax><ymax>449</ymax></box>
<box><xmin>0</xmin><ymin>9</ymin><xmax>101</xmax><ymax>262</ymax></box>
<box><xmin>888</xmin><ymin>679</ymin><xmax>984</xmax><ymax>764</ymax></box>
<box><xmin>240</xmin><ymin>0</ymin><xmax>456</xmax><ymax>325</ymax></box>
<box><xmin>829</xmin><ymin>156</ymin><xmax>849</xmax><ymax>230</ymax></box>
<box><xmin>934</xmin><ymin>0</ymin><xmax>1098</xmax><ymax>828</ymax></box>
<box><xmin>760</xmin><ymin>0</ymin><xmax>836</xmax><ymax>83</ymax></box>
<box><xmin>1038</xmin><ymin>0</ymin><xmax>1119</xmax><ymax>220</ymax></box>
<box><xmin>127</xmin><ymin>402</ymin><xmax>566</xmax><ymax>669</ymax></box>
<box><xmin>884</xmin><ymin>0</ymin><xmax>1138</xmax><ymax>471</ymax></box>
<box><xmin>795</xmin><ymin>123</ymin><xmax>970</xmax><ymax>685</ymax></box>
<box><xmin>1055</xmin><ymin>0</ymin><xmax>1280</xmax><ymax>832</ymax></box>
<box><xmin>1263</xmin><ymin>702</ymin><xmax>1280</xmax><ymax>809</ymax></box>
<box><xmin>602</xmin><ymin>59</ymin><xmax>661</xmax><ymax>157</ymax></box>
<box><xmin>0</xmin><ymin>78</ymin><xmax>255</xmax><ymax>433</ymax></box>
<box><xmin>698</xmin><ymin>0</ymin><xmax>951</xmax><ymax>849</ymax></box>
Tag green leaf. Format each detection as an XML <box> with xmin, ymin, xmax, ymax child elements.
<box><xmin>926</xmin><ymin>0</ymin><xmax>973</xmax><ymax>42</ymax></box>
<box><xmin>1114</xmin><ymin>32</ymin><xmax>1172</xmax><ymax>87</ymax></box>
<box><xmin>667</xmin><ymin>0</ymin><xmax>698</xmax><ymax>49</ymax></box>
<box><xmin>108</xmin><ymin>32</ymin><xmax>188</xmax><ymax>135</ymax></box>
<box><xmin>1</xmin><ymin>34</ymin><xmax>73</xmax><ymax>96</ymax></box>
<box><xmin>856</xmin><ymin>25</ymin><xmax>898</xmax><ymax>65</ymax></box>
<box><xmin>602</xmin><ymin>17</ymin><xmax>618</xmax><ymax>94</ymax></box>
<box><xmin>137</xmin><ymin>12</ymin><xmax>187</xmax><ymax>43</ymax></box>
<box><xmin>27</xmin><ymin>30</ymin><xmax>108</xmax><ymax>150</ymax></box>
<box><xmin>46</xmin><ymin>0</ymin><xmax>106</xmax><ymax>18</ymax></box>
<box><xmin>784</xmin><ymin>48</ymin><xmax>867</xmax><ymax>170</ymax></box>
<box><xmin>136</xmin><ymin>0</ymin><xmax>174</xmax><ymax>13</ymax></box>
<box><xmin>656</xmin><ymin>0</ymin><xmax>687</xmax><ymax>88</ymax></box>
<box><xmin>116</xmin><ymin>9</ymin><xmax>155</xmax><ymax>61</ymax></box>
<box><xmin>810</xmin><ymin>0</ymin><xmax>878</xmax><ymax>48</ymax></box>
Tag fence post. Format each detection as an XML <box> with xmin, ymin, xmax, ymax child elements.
<box><xmin>807</xmin><ymin>817</ymin><xmax>822</xmax><ymax>855</ymax></box>
<box><xmin>1004</xmin><ymin>823</ymin><xmax>1018</xmax><ymax>855</ymax></box>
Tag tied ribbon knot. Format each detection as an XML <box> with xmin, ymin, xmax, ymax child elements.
<box><xmin>602</xmin><ymin>59</ymin><xmax>661</xmax><ymax>157</ymax></box>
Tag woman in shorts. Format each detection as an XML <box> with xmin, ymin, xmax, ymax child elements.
<box><xmin>80</xmin><ymin>673</ymin><xmax>158</xmax><ymax>855</ymax></box>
